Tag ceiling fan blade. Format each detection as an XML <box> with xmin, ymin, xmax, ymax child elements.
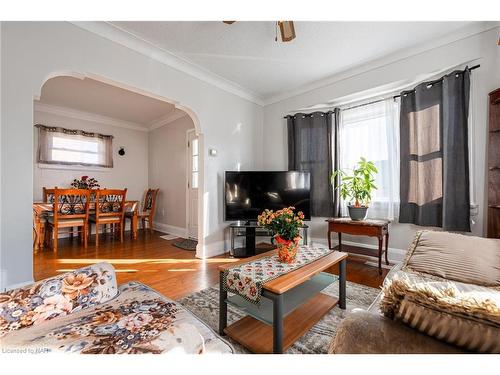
<box><xmin>223</xmin><ymin>21</ymin><xmax>236</xmax><ymax>24</ymax></box>
<box><xmin>278</xmin><ymin>21</ymin><xmax>296</xmax><ymax>42</ymax></box>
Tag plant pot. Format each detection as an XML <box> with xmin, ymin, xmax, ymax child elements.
<box><xmin>348</xmin><ymin>205</ymin><xmax>368</xmax><ymax>221</ymax></box>
<box><xmin>275</xmin><ymin>235</ymin><xmax>300</xmax><ymax>263</ymax></box>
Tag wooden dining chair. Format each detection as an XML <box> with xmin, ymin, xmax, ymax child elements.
<box><xmin>89</xmin><ymin>188</ymin><xmax>127</xmax><ymax>247</ymax></box>
<box><xmin>33</xmin><ymin>208</ymin><xmax>47</xmax><ymax>252</ymax></box>
<box><xmin>46</xmin><ymin>188</ymin><xmax>91</xmax><ymax>253</ymax></box>
<box><xmin>125</xmin><ymin>188</ymin><xmax>159</xmax><ymax>235</ymax></box>
<box><xmin>35</xmin><ymin>186</ymin><xmax>56</xmax><ymax>250</ymax></box>
<box><xmin>42</xmin><ymin>187</ymin><xmax>56</xmax><ymax>203</ymax></box>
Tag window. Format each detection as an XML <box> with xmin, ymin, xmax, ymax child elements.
<box><xmin>36</xmin><ymin>124</ymin><xmax>113</xmax><ymax>168</ymax></box>
<box><xmin>190</xmin><ymin>137</ymin><xmax>199</xmax><ymax>189</ymax></box>
<box><xmin>339</xmin><ymin>99</ymin><xmax>400</xmax><ymax>219</ymax></box>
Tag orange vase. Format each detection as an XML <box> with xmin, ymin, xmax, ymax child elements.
<box><xmin>275</xmin><ymin>235</ymin><xmax>300</xmax><ymax>263</ymax></box>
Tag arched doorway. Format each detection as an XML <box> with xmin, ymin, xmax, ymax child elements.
<box><xmin>32</xmin><ymin>72</ymin><xmax>207</xmax><ymax>287</ymax></box>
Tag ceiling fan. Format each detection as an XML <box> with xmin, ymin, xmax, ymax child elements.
<box><xmin>223</xmin><ymin>21</ymin><xmax>296</xmax><ymax>42</ymax></box>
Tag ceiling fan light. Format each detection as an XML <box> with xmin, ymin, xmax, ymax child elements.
<box><xmin>278</xmin><ymin>21</ymin><xmax>296</xmax><ymax>42</ymax></box>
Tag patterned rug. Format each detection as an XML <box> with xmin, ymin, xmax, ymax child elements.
<box><xmin>173</xmin><ymin>238</ymin><xmax>198</xmax><ymax>251</ymax></box>
<box><xmin>178</xmin><ymin>278</ymin><xmax>380</xmax><ymax>354</ymax></box>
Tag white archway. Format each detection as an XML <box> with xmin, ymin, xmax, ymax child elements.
<box><xmin>34</xmin><ymin>71</ymin><xmax>206</xmax><ymax>255</ymax></box>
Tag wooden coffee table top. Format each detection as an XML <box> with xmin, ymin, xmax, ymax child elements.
<box><xmin>219</xmin><ymin>248</ymin><xmax>348</xmax><ymax>295</ymax></box>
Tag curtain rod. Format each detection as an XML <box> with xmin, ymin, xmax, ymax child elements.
<box><xmin>392</xmin><ymin>64</ymin><xmax>480</xmax><ymax>100</ymax></box>
<box><xmin>283</xmin><ymin>64</ymin><xmax>480</xmax><ymax>119</ymax></box>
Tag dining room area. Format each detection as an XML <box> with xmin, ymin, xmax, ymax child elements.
<box><xmin>30</xmin><ymin>74</ymin><xmax>208</xmax><ymax>298</ymax></box>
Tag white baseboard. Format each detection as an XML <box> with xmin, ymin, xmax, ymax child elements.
<box><xmin>310</xmin><ymin>237</ymin><xmax>406</xmax><ymax>264</ymax></box>
<box><xmin>153</xmin><ymin>222</ymin><xmax>188</xmax><ymax>238</ymax></box>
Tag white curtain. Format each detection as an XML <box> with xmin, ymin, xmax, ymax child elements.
<box><xmin>339</xmin><ymin>98</ymin><xmax>400</xmax><ymax>219</ymax></box>
<box><xmin>36</xmin><ymin>125</ymin><xmax>113</xmax><ymax>168</ymax></box>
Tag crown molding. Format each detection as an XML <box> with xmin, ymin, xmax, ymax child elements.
<box><xmin>71</xmin><ymin>21</ymin><xmax>265</xmax><ymax>106</ymax></box>
<box><xmin>263</xmin><ymin>22</ymin><xmax>500</xmax><ymax>106</ymax></box>
<box><xmin>70</xmin><ymin>21</ymin><xmax>499</xmax><ymax>108</ymax></box>
<box><xmin>148</xmin><ymin>109</ymin><xmax>188</xmax><ymax>131</ymax></box>
<box><xmin>34</xmin><ymin>101</ymin><xmax>149</xmax><ymax>132</ymax></box>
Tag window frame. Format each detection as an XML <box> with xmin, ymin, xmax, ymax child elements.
<box><xmin>35</xmin><ymin>124</ymin><xmax>114</xmax><ymax>169</ymax></box>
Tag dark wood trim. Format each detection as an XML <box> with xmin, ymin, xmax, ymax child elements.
<box><xmin>488</xmin><ymin>87</ymin><xmax>500</xmax><ymax>238</ymax></box>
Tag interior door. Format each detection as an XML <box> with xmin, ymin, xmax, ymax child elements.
<box><xmin>187</xmin><ymin>130</ymin><xmax>199</xmax><ymax>239</ymax></box>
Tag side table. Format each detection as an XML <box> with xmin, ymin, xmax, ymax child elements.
<box><xmin>326</xmin><ymin>218</ymin><xmax>390</xmax><ymax>274</ymax></box>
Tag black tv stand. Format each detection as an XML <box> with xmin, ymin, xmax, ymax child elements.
<box><xmin>228</xmin><ymin>221</ymin><xmax>309</xmax><ymax>258</ymax></box>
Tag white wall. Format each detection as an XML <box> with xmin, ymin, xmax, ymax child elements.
<box><xmin>0</xmin><ymin>22</ymin><xmax>264</xmax><ymax>290</ymax></box>
<box><xmin>33</xmin><ymin>109</ymin><xmax>149</xmax><ymax>203</ymax></box>
<box><xmin>263</xmin><ymin>26</ymin><xmax>500</xmax><ymax>258</ymax></box>
<box><xmin>148</xmin><ymin>115</ymin><xmax>194</xmax><ymax>234</ymax></box>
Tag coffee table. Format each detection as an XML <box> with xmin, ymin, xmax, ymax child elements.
<box><xmin>218</xmin><ymin>249</ymin><xmax>348</xmax><ymax>354</ymax></box>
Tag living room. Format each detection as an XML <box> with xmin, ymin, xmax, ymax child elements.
<box><xmin>1</xmin><ymin>1</ymin><xmax>499</xmax><ymax>373</ymax></box>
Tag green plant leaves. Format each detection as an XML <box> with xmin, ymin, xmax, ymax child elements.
<box><xmin>331</xmin><ymin>157</ymin><xmax>379</xmax><ymax>207</ymax></box>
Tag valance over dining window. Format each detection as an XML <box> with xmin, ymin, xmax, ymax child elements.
<box><xmin>35</xmin><ymin>124</ymin><xmax>114</xmax><ymax>168</ymax></box>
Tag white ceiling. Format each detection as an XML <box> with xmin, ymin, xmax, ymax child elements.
<box><xmin>110</xmin><ymin>21</ymin><xmax>475</xmax><ymax>102</ymax></box>
<box><xmin>39</xmin><ymin>76</ymin><xmax>185</xmax><ymax>129</ymax></box>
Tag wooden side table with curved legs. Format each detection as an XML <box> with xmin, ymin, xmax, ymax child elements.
<box><xmin>326</xmin><ymin>218</ymin><xmax>390</xmax><ymax>274</ymax></box>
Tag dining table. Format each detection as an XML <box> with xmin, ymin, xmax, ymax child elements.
<box><xmin>33</xmin><ymin>200</ymin><xmax>140</xmax><ymax>251</ymax></box>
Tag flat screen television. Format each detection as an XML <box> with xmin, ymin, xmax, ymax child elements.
<box><xmin>224</xmin><ymin>171</ymin><xmax>311</xmax><ymax>221</ymax></box>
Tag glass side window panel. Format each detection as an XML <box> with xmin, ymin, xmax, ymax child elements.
<box><xmin>192</xmin><ymin>171</ymin><xmax>199</xmax><ymax>189</ymax></box>
<box><xmin>190</xmin><ymin>135</ymin><xmax>199</xmax><ymax>189</ymax></box>
<box><xmin>192</xmin><ymin>138</ymin><xmax>199</xmax><ymax>156</ymax></box>
<box><xmin>192</xmin><ymin>155</ymin><xmax>199</xmax><ymax>172</ymax></box>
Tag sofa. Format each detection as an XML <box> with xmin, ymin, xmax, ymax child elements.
<box><xmin>0</xmin><ymin>262</ymin><xmax>233</xmax><ymax>354</ymax></box>
<box><xmin>330</xmin><ymin>230</ymin><xmax>500</xmax><ymax>354</ymax></box>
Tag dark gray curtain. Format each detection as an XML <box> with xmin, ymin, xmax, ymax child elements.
<box><xmin>332</xmin><ymin>108</ymin><xmax>341</xmax><ymax>217</ymax></box>
<box><xmin>287</xmin><ymin>111</ymin><xmax>339</xmax><ymax>217</ymax></box>
<box><xmin>399</xmin><ymin>68</ymin><xmax>470</xmax><ymax>231</ymax></box>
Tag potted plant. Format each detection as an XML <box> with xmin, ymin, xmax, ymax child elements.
<box><xmin>258</xmin><ymin>206</ymin><xmax>305</xmax><ymax>263</ymax></box>
<box><xmin>332</xmin><ymin>157</ymin><xmax>378</xmax><ymax>221</ymax></box>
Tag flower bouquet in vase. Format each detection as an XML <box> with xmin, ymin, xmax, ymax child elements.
<box><xmin>258</xmin><ymin>206</ymin><xmax>305</xmax><ymax>263</ymax></box>
<box><xmin>71</xmin><ymin>176</ymin><xmax>100</xmax><ymax>190</ymax></box>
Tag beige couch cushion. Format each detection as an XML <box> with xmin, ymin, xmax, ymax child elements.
<box><xmin>380</xmin><ymin>271</ymin><xmax>500</xmax><ymax>353</ymax></box>
<box><xmin>402</xmin><ymin>230</ymin><xmax>500</xmax><ymax>288</ymax></box>
<box><xmin>329</xmin><ymin>309</ymin><xmax>465</xmax><ymax>354</ymax></box>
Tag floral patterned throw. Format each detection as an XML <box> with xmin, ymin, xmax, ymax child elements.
<box><xmin>1</xmin><ymin>282</ymin><xmax>233</xmax><ymax>354</ymax></box>
<box><xmin>1</xmin><ymin>275</ymin><xmax>233</xmax><ymax>354</ymax></box>
<box><xmin>223</xmin><ymin>245</ymin><xmax>333</xmax><ymax>304</ymax></box>
<box><xmin>0</xmin><ymin>262</ymin><xmax>117</xmax><ymax>337</ymax></box>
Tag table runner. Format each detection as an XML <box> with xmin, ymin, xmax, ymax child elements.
<box><xmin>223</xmin><ymin>245</ymin><xmax>333</xmax><ymax>305</ymax></box>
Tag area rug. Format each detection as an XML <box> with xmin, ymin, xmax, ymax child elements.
<box><xmin>173</xmin><ymin>238</ymin><xmax>198</xmax><ymax>251</ymax></box>
<box><xmin>177</xmin><ymin>279</ymin><xmax>380</xmax><ymax>354</ymax></box>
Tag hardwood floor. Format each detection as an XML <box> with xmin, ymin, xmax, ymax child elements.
<box><xmin>33</xmin><ymin>230</ymin><xmax>389</xmax><ymax>300</ymax></box>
